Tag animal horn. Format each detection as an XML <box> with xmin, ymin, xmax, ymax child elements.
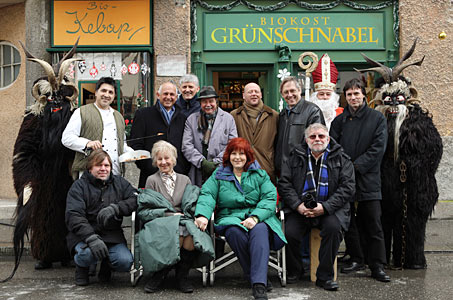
<box><xmin>394</xmin><ymin>38</ymin><xmax>418</xmax><ymax>67</ymax></box>
<box><xmin>391</xmin><ymin>56</ymin><xmax>425</xmax><ymax>81</ymax></box>
<box><xmin>57</xmin><ymin>58</ymin><xmax>82</xmax><ymax>85</ymax></box>
<box><xmin>54</xmin><ymin>37</ymin><xmax>80</xmax><ymax>73</ymax></box>
<box><xmin>354</xmin><ymin>67</ymin><xmax>391</xmax><ymax>84</ymax></box>
<box><xmin>357</xmin><ymin>53</ymin><xmax>393</xmax><ymax>83</ymax></box>
<box><xmin>19</xmin><ymin>41</ymin><xmax>57</xmax><ymax>91</ymax></box>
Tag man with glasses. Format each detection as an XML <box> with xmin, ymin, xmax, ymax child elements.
<box><xmin>278</xmin><ymin>123</ymin><xmax>355</xmax><ymax>291</ymax></box>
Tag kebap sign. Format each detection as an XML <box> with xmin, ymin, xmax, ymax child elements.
<box><xmin>52</xmin><ymin>0</ymin><xmax>151</xmax><ymax>46</ymax></box>
<box><xmin>204</xmin><ymin>12</ymin><xmax>385</xmax><ymax>51</ymax></box>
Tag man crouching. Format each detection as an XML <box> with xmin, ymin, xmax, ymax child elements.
<box><xmin>278</xmin><ymin>123</ymin><xmax>355</xmax><ymax>291</ymax></box>
<box><xmin>66</xmin><ymin>149</ymin><xmax>137</xmax><ymax>286</ymax></box>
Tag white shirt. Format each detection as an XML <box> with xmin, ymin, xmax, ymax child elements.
<box><xmin>61</xmin><ymin>103</ymin><xmax>133</xmax><ymax>175</ymax></box>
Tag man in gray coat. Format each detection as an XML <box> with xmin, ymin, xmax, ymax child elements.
<box><xmin>182</xmin><ymin>86</ymin><xmax>237</xmax><ymax>187</ymax></box>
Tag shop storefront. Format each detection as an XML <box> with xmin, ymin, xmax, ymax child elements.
<box><xmin>191</xmin><ymin>0</ymin><xmax>399</xmax><ymax>111</ymax></box>
<box><xmin>49</xmin><ymin>0</ymin><xmax>153</xmax><ymax>135</ymax></box>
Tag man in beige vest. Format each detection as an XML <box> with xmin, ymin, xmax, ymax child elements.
<box><xmin>231</xmin><ymin>82</ymin><xmax>279</xmax><ymax>184</ymax></box>
<box><xmin>62</xmin><ymin>77</ymin><xmax>132</xmax><ymax>178</ymax></box>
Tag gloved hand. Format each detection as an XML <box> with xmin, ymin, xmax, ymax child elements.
<box><xmin>97</xmin><ymin>204</ymin><xmax>120</xmax><ymax>228</ymax></box>
<box><xmin>201</xmin><ymin>159</ymin><xmax>217</xmax><ymax>179</ymax></box>
<box><xmin>85</xmin><ymin>234</ymin><xmax>109</xmax><ymax>260</ymax></box>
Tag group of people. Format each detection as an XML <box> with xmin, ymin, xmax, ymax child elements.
<box><xmin>12</xmin><ymin>45</ymin><xmax>441</xmax><ymax>300</ymax></box>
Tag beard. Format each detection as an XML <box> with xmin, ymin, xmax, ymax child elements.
<box><xmin>375</xmin><ymin>104</ymin><xmax>408</xmax><ymax>161</ymax></box>
<box><xmin>309</xmin><ymin>92</ymin><xmax>340</xmax><ymax>130</ymax></box>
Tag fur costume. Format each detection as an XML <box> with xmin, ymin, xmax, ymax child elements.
<box><xmin>356</xmin><ymin>40</ymin><xmax>443</xmax><ymax>269</ymax></box>
<box><xmin>2</xmin><ymin>41</ymin><xmax>80</xmax><ymax>282</ymax></box>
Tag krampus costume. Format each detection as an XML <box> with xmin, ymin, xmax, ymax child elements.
<box><xmin>2</xmin><ymin>41</ymin><xmax>80</xmax><ymax>282</ymax></box>
<box><xmin>355</xmin><ymin>40</ymin><xmax>443</xmax><ymax>269</ymax></box>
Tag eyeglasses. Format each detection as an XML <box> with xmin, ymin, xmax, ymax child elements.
<box><xmin>308</xmin><ymin>134</ymin><xmax>327</xmax><ymax>140</ymax></box>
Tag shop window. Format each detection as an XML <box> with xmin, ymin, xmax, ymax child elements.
<box><xmin>0</xmin><ymin>42</ymin><xmax>21</xmax><ymax>89</ymax></box>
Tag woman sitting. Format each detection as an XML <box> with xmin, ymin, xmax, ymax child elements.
<box><xmin>195</xmin><ymin>137</ymin><xmax>286</xmax><ymax>300</ymax></box>
<box><xmin>137</xmin><ymin>141</ymin><xmax>214</xmax><ymax>294</ymax></box>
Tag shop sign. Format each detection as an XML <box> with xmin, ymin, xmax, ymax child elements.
<box><xmin>52</xmin><ymin>0</ymin><xmax>150</xmax><ymax>46</ymax></box>
<box><xmin>204</xmin><ymin>12</ymin><xmax>385</xmax><ymax>51</ymax></box>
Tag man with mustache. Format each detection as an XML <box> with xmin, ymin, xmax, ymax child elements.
<box><xmin>62</xmin><ymin>77</ymin><xmax>133</xmax><ymax>179</ymax></box>
<box><xmin>330</xmin><ymin>78</ymin><xmax>390</xmax><ymax>282</ymax></box>
<box><xmin>176</xmin><ymin>74</ymin><xmax>201</xmax><ymax>118</ymax></box>
<box><xmin>231</xmin><ymin>82</ymin><xmax>279</xmax><ymax>184</ymax></box>
<box><xmin>182</xmin><ymin>86</ymin><xmax>237</xmax><ymax>187</ymax></box>
<box><xmin>278</xmin><ymin>123</ymin><xmax>354</xmax><ymax>291</ymax></box>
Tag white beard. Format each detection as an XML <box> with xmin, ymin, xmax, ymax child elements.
<box><xmin>308</xmin><ymin>92</ymin><xmax>340</xmax><ymax>130</ymax></box>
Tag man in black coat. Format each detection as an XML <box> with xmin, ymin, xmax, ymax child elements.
<box><xmin>129</xmin><ymin>82</ymin><xmax>190</xmax><ymax>187</ymax></box>
<box><xmin>274</xmin><ymin>76</ymin><xmax>325</xmax><ymax>177</ymax></box>
<box><xmin>330</xmin><ymin>78</ymin><xmax>390</xmax><ymax>282</ymax></box>
<box><xmin>278</xmin><ymin>123</ymin><xmax>355</xmax><ymax>291</ymax></box>
<box><xmin>66</xmin><ymin>150</ymin><xmax>137</xmax><ymax>286</ymax></box>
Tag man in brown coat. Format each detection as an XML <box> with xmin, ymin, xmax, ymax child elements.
<box><xmin>231</xmin><ymin>82</ymin><xmax>279</xmax><ymax>184</ymax></box>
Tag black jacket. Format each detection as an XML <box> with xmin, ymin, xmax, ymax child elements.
<box><xmin>129</xmin><ymin>103</ymin><xmax>190</xmax><ymax>187</ymax></box>
<box><xmin>274</xmin><ymin>99</ymin><xmax>325</xmax><ymax>175</ymax></box>
<box><xmin>65</xmin><ymin>171</ymin><xmax>138</xmax><ymax>253</ymax></box>
<box><xmin>277</xmin><ymin>139</ymin><xmax>354</xmax><ymax>231</ymax></box>
<box><xmin>330</xmin><ymin>103</ymin><xmax>387</xmax><ymax>201</ymax></box>
<box><xmin>176</xmin><ymin>94</ymin><xmax>200</xmax><ymax>118</ymax></box>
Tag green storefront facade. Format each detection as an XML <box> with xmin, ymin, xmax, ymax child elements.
<box><xmin>190</xmin><ymin>0</ymin><xmax>399</xmax><ymax>111</ymax></box>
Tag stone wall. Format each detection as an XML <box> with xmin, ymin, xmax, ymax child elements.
<box><xmin>400</xmin><ymin>0</ymin><xmax>453</xmax><ymax>200</ymax></box>
<box><xmin>152</xmin><ymin>0</ymin><xmax>191</xmax><ymax>102</ymax></box>
<box><xmin>0</xmin><ymin>3</ymin><xmax>26</xmax><ymax>199</ymax></box>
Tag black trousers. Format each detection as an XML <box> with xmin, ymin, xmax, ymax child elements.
<box><xmin>285</xmin><ymin>212</ymin><xmax>342</xmax><ymax>281</ymax></box>
<box><xmin>344</xmin><ymin>200</ymin><xmax>387</xmax><ymax>269</ymax></box>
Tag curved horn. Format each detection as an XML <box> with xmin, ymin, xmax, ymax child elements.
<box><xmin>54</xmin><ymin>37</ymin><xmax>80</xmax><ymax>73</ymax></box>
<box><xmin>354</xmin><ymin>67</ymin><xmax>391</xmax><ymax>84</ymax></box>
<box><xmin>395</xmin><ymin>38</ymin><xmax>418</xmax><ymax>67</ymax></box>
<box><xmin>19</xmin><ymin>41</ymin><xmax>58</xmax><ymax>91</ymax></box>
<box><xmin>391</xmin><ymin>56</ymin><xmax>425</xmax><ymax>81</ymax></box>
<box><xmin>57</xmin><ymin>58</ymin><xmax>82</xmax><ymax>84</ymax></box>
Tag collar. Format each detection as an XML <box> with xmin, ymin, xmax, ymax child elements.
<box><xmin>94</xmin><ymin>102</ymin><xmax>112</xmax><ymax>113</ymax></box>
<box><xmin>157</xmin><ymin>101</ymin><xmax>175</xmax><ymax>114</ymax></box>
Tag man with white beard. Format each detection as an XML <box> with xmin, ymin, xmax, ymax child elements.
<box><xmin>309</xmin><ymin>54</ymin><xmax>343</xmax><ymax>130</ymax></box>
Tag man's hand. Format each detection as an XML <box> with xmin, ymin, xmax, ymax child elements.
<box><xmin>240</xmin><ymin>217</ymin><xmax>257</xmax><ymax>230</ymax></box>
<box><xmin>194</xmin><ymin>216</ymin><xmax>208</xmax><ymax>231</ymax></box>
<box><xmin>97</xmin><ymin>204</ymin><xmax>119</xmax><ymax>228</ymax></box>
<box><xmin>86</xmin><ymin>140</ymin><xmax>103</xmax><ymax>150</ymax></box>
<box><xmin>303</xmin><ymin>203</ymin><xmax>325</xmax><ymax>218</ymax></box>
<box><xmin>296</xmin><ymin>203</ymin><xmax>309</xmax><ymax>215</ymax></box>
<box><xmin>85</xmin><ymin>234</ymin><xmax>109</xmax><ymax>260</ymax></box>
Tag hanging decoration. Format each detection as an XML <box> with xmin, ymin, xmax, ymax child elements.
<box><xmin>191</xmin><ymin>0</ymin><xmax>399</xmax><ymax>47</ymax></box>
<box><xmin>141</xmin><ymin>63</ymin><xmax>149</xmax><ymax>76</ymax></box>
<box><xmin>110</xmin><ymin>60</ymin><xmax>117</xmax><ymax>77</ymax></box>
<box><xmin>78</xmin><ymin>60</ymin><xmax>87</xmax><ymax>74</ymax></box>
<box><xmin>89</xmin><ymin>62</ymin><xmax>98</xmax><ymax>78</ymax></box>
<box><xmin>100</xmin><ymin>54</ymin><xmax>107</xmax><ymax>71</ymax></box>
<box><xmin>128</xmin><ymin>62</ymin><xmax>140</xmax><ymax>75</ymax></box>
<box><xmin>121</xmin><ymin>63</ymin><xmax>128</xmax><ymax>75</ymax></box>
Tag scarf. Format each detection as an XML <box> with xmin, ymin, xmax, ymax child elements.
<box><xmin>160</xmin><ymin>170</ymin><xmax>176</xmax><ymax>197</ymax></box>
<box><xmin>243</xmin><ymin>99</ymin><xmax>264</xmax><ymax>131</ymax></box>
<box><xmin>302</xmin><ymin>145</ymin><xmax>330</xmax><ymax>203</ymax></box>
<box><xmin>198</xmin><ymin>110</ymin><xmax>217</xmax><ymax>145</ymax></box>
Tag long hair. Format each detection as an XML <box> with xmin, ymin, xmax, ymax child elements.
<box><xmin>222</xmin><ymin>137</ymin><xmax>255</xmax><ymax>171</ymax></box>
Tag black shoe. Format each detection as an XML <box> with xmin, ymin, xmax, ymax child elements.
<box><xmin>266</xmin><ymin>278</ymin><xmax>273</xmax><ymax>292</ymax></box>
<box><xmin>144</xmin><ymin>270</ymin><xmax>166</xmax><ymax>293</ymax></box>
<box><xmin>315</xmin><ymin>279</ymin><xmax>339</xmax><ymax>291</ymax></box>
<box><xmin>252</xmin><ymin>283</ymin><xmax>268</xmax><ymax>300</ymax></box>
<box><xmin>371</xmin><ymin>268</ymin><xmax>391</xmax><ymax>282</ymax></box>
<box><xmin>340</xmin><ymin>262</ymin><xmax>366</xmax><ymax>274</ymax></box>
<box><xmin>35</xmin><ymin>260</ymin><xmax>52</xmax><ymax>270</ymax></box>
<box><xmin>177</xmin><ymin>277</ymin><xmax>194</xmax><ymax>293</ymax></box>
<box><xmin>404</xmin><ymin>263</ymin><xmax>427</xmax><ymax>270</ymax></box>
<box><xmin>88</xmin><ymin>263</ymin><xmax>97</xmax><ymax>276</ymax></box>
<box><xmin>98</xmin><ymin>259</ymin><xmax>112</xmax><ymax>283</ymax></box>
<box><xmin>75</xmin><ymin>265</ymin><xmax>90</xmax><ymax>286</ymax></box>
<box><xmin>337</xmin><ymin>253</ymin><xmax>351</xmax><ymax>264</ymax></box>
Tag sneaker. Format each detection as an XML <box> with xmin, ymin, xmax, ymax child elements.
<box><xmin>252</xmin><ymin>283</ymin><xmax>268</xmax><ymax>300</ymax></box>
<box><xmin>75</xmin><ymin>265</ymin><xmax>89</xmax><ymax>286</ymax></box>
<box><xmin>98</xmin><ymin>259</ymin><xmax>112</xmax><ymax>283</ymax></box>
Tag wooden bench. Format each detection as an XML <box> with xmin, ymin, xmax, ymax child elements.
<box><xmin>309</xmin><ymin>228</ymin><xmax>337</xmax><ymax>282</ymax></box>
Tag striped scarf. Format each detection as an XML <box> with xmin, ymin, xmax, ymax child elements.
<box><xmin>198</xmin><ymin>110</ymin><xmax>217</xmax><ymax>145</ymax></box>
<box><xmin>302</xmin><ymin>145</ymin><xmax>330</xmax><ymax>203</ymax></box>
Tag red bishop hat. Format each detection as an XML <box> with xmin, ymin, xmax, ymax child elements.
<box><xmin>312</xmin><ymin>54</ymin><xmax>338</xmax><ymax>91</ymax></box>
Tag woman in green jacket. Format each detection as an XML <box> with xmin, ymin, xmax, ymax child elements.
<box><xmin>195</xmin><ymin>138</ymin><xmax>286</xmax><ymax>300</ymax></box>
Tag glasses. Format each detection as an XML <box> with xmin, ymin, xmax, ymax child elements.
<box><xmin>308</xmin><ymin>134</ymin><xmax>327</xmax><ymax>140</ymax></box>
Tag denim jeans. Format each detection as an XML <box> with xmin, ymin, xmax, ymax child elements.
<box><xmin>74</xmin><ymin>242</ymin><xmax>133</xmax><ymax>272</ymax></box>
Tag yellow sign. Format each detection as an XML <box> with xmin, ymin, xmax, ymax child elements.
<box><xmin>53</xmin><ymin>0</ymin><xmax>150</xmax><ymax>46</ymax></box>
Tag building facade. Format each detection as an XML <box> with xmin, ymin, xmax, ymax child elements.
<box><xmin>0</xmin><ymin>0</ymin><xmax>452</xmax><ymax>199</ymax></box>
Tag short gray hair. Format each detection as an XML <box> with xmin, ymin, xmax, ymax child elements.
<box><xmin>279</xmin><ymin>76</ymin><xmax>301</xmax><ymax>94</ymax></box>
<box><xmin>304</xmin><ymin>123</ymin><xmax>329</xmax><ymax>139</ymax></box>
<box><xmin>179</xmin><ymin>74</ymin><xmax>199</xmax><ymax>87</ymax></box>
<box><xmin>158</xmin><ymin>82</ymin><xmax>177</xmax><ymax>94</ymax></box>
<box><xmin>151</xmin><ymin>140</ymin><xmax>178</xmax><ymax>167</ymax></box>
